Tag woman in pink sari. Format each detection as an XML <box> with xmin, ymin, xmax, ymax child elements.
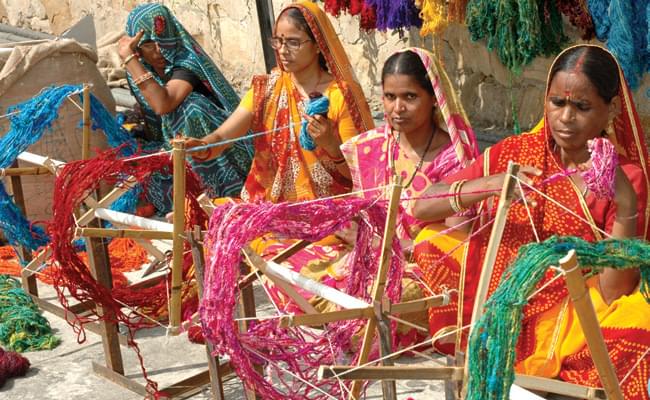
<box><xmin>335</xmin><ymin>47</ymin><xmax>479</xmax><ymax>344</ymax></box>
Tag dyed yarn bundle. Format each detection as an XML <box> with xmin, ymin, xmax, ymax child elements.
<box><xmin>366</xmin><ymin>0</ymin><xmax>422</xmax><ymax>33</ymax></box>
<box><xmin>201</xmin><ymin>197</ymin><xmax>405</xmax><ymax>399</ymax></box>
<box><xmin>556</xmin><ymin>0</ymin><xmax>595</xmax><ymax>39</ymax></box>
<box><xmin>466</xmin><ymin>0</ymin><xmax>566</xmax><ymax>73</ymax></box>
<box><xmin>466</xmin><ymin>236</ymin><xmax>650</xmax><ymax>400</ymax></box>
<box><xmin>581</xmin><ymin>137</ymin><xmax>618</xmax><ymax>199</ymax></box>
<box><xmin>0</xmin><ymin>347</ymin><xmax>30</xmax><ymax>388</ymax></box>
<box><xmin>299</xmin><ymin>95</ymin><xmax>329</xmax><ymax>151</ymax></box>
<box><xmin>0</xmin><ymin>84</ymin><xmax>141</xmax><ymax>251</ymax></box>
<box><xmin>588</xmin><ymin>0</ymin><xmax>649</xmax><ymax>89</ymax></box>
<box><xmin>0</xmin><ymin>275</ymin><xmax>60</xmax><ymax>352</ymax></box>
<box><xmin>48</xmin><ymin>146</ymin><xmax>206</xmax><ymax>394</ymax></box>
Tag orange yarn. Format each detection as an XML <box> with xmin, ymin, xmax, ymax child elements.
<box><xmin>0</xmin><ymin>246</ymin><xmax>20</xmax><ymax>277</ymax></box>
<box><xmin>0</xmin><ymin>239</ymin><xmax>148</xmax><ymax>284</ymax></box>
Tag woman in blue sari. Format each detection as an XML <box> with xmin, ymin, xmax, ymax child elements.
<box><xmin>118</xmin><ymin>3</ymin><xmax>253</xmax><ymax>213</ymax></box>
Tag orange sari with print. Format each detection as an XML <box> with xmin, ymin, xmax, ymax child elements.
<box><xmin>423</xmin><ymin>45</ymin><xmax>650</xmax><ymax>398</ymax></box>
<box><xmin>241</xmin><ymin>1</ymin><xmax>373</xmax><ymax>203</ymax></box>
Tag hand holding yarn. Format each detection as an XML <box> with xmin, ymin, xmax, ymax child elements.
<box><xmin>579</xmin><ymin>137</ymin><xmax>618</xmax><ymax>199</ymax></box>
<box><xmin>182</xmin><ymin>136</ymin><xmax>225</xmax><ymax>162</ymax></box>
<box><xmin>300</xmin><ymin>94</ymin><xmax>332</xmax><ymax>151</ymax></box>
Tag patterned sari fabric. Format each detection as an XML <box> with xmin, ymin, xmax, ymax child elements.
<box><xmin>240</xmin><ymin>0</ymin><xmax>373</xmax><ymax>203</ymax></box>
<box><xmin>423</xmin><ymin>45</ymin><xmax>650</xmax><ymax>397</ymax></box>
<box><xmin>126</xmin><ymin>4</ymin><xmax>253</xmax><ymax>212</ymax></box>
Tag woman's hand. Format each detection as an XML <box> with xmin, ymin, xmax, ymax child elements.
<box><xmin>181</xmin><ymin>137</ymin><xmax>226</xmax><ymax>162</ymax></box>
<box><xmin>487</xmin><ymin>165</ymin><xmax>542</xmax><ymax>198</ymax></box>
<box><xmin>118</xmin><ymin>30</ymin><xmax>145</xmax><ymax>61</ymax></box>
<box><xmin>304</xmin><ymin>114</ymin><xmax>340</xmax><ymax>156</ymax></box>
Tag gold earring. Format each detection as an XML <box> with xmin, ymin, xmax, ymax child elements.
<box><xmin>606</xmin><ymin>119</ymin><xmax>615</xmax><ymax>137</ymax></box>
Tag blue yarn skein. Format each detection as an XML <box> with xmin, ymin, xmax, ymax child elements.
<box><xmin>299</xmin><ymin>95</ymin><xmax>329</xmax><ymax>151</ymax></box>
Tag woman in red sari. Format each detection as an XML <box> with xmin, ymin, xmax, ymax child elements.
<box><xmin>413</xmin><ymin>44</ymin><xmax>650</xmax><ymax>398</ymax></box>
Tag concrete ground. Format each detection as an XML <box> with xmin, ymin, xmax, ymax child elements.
<box><xmin>1</xmin><ymin>282</ymin><xmax>447</xmax><ymax>400</ymax></box>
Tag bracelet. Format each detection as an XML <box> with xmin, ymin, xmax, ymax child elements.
<box><xmin>616</xmin><ymin>212</ymin><xmax>638</xmax><ymax>221</ymax></box>
<box><xmin>324</xmin><ymin>149</ymin><xmax>346</xmax><ymax>164</ymax></box>
<box><xmin>121</xmin><ymin>53</ymin><xmax>138</xmax><ymax>68</ymax></box>
<box><xmin>448</xmin><ymin>179</ymin><xmax>468</xmax><ymax>213</ymax></box>
<box><xmin>133</xmin><ymin>71</ymin><xmax>154</xmax><ymax>86</ymax></box>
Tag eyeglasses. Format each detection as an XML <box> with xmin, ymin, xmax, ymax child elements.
<box><xmin>268</xmin><ymin>37</ymin><xmax>312</xmax><ymax>51</ymax></box>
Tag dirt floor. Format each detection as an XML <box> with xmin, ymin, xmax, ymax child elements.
<box><xmin>1</xmin><ymin>282</ymin><xmax>447</xmax><ymax>400</ymax></box>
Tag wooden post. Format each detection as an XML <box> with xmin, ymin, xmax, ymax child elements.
<box><xmin>349</xmin><ymin>179</ymin><xmax>403</xmax><ymax>400</ymax></box>
<box><xmin>255</xmin><ymin>0</ymin><xmax>276</xmax><ymax>73</ymax></box>
<box><xmin>8</xmin><ymin>160</ymin><xmax>38</xmax><ymax>296</ymax></box>
<box><xmin>82</xmin><ymin>84</ymin><xmax>91</xmax><ymax>160</ymax></box>
<box><xmin>189</xmin><ymin>226</ymin><xmax>227</xmax><ymax>400</ymax></box>
<box><xmin>169</xmin><ymin>140</ymin><xmax>186</xmax><ymax>334</ymax></box>
<box><xmin>239</xmin><ymin>258</ymin><xmax>262</xmax><ymax>400</ymax></box>
<box><xmin>461</xmin><ymin>161</ymin><xmax>519</xmax><ymax>397</ymax></box>
<box><xmin>559</xmin><ymin>250</ymin><xmax>624</xmax><ymax>400</ymax></box>
<box><xmin>86</xmin><ymin>228</ymin><xmax>125</xmax><ymax>374</ymax></box>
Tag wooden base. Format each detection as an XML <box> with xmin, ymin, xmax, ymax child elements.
<box><xmin>92</xmin><ymin>362</ymin><xmax>236</xmax><ymax>399</ymax></box>
<box><xmin>319</xmin><ymin>365</ymin><xmax>464</xmax><ymax>381</ymax></box>
<box><xmin>515</xmin><ymin>374</ymin><xmax>606</xmax><ymax>399</ymax></box>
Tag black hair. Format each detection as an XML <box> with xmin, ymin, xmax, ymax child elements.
<box><xmin>381</xmin><ymin>50</ymin><xmax>434</xmax><ymax>96</ymax></box>
<box><xmin>549</xmin><ymin>46</ymin><xmax>620</xmax><ymax>103</ymax></box>
<box><xmin>278</xmin><ymin>8</ymin><xmax>329</xmax><ymax>72</ymax></box>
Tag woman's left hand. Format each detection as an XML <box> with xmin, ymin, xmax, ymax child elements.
<box><xmin>305</xmin><ymin>114</ymin><xmax>340</xmax><ymax>155</ymax></box>
<box><xmin>118</xmin><ymin>30</ymin><xmax>145</xmax><ymax>61</ymax></box>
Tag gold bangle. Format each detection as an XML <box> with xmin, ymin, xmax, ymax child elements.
<box><xmin>454</xmin><ymin>179</ymin><xmax>468</xmax><ymax>212</ymax></box>
<box><xmin>448</xmin><ymin>179</ymin><xmax>468</xmax><ymax>213</ymax></box>
<box><xmin>121</xmin><ymin>53</ymin><xmax>138</xmax><ymax>68</ymax></box>
<box><xmin>448</xmin><ymin>181</ymin><xmax>462</xmax><ymax>213</ymax></box>
<box><xmin>133</xmin><ymin>71</ymin><xmax>154</xmax><ymax>86</ymax></box>
<box><xmin>616</xmin><ymin>212</ymin><xmax>638</xmax><ymax>221</ymax></box>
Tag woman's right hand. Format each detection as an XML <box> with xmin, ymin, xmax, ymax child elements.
<box><xmin>488</xmin><ymin>165</ymin><xmax>542</xmax><ymax>198</ymax></box>
<box><xmin>118</xmin><ymin>30</ymin><xmax>145</xmax><ymax>61</ymax></box>
<box><xmin>182</xmin><ymin>137</ymin><xmax>226</xmax><ymax>162</ymax></box>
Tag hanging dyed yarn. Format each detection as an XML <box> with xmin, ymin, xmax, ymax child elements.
<box><xmin>466</xmin><ymin>236</ymin><xmax>650</xmax><ymax>400</ymax></box>
<box><xmin>0</xmin><ymin>347</ymin><xmax>30</xmax><ymax>388</ymax></box>
<box><xmin>201</xmin><ymin>197</ymin><xmax>405</xmax><ymax>399</ymax></box>
<box><xmin>556</xmin><ymin>0</ymin><xmax>595</xmax><ymax>39</ymax></box>
<box><xmin>0</xmin><ymin>275</ymin><xmax>60</xmax><ymax>352</ymax></box>
<box><xmin>48</xmin><ymin>146</ymin><xmax>206</xmax><ymax>395</ymax></box>
<box><xmin>359</xmin><ymin>1</ymin><xmax>378</xmax><ymax>30</ymax></box>
<box><xmin>416</xmin><ymin>0</ymin><xmax>448</xmax><ymax>35</ymax></box>
<box><xmin>323</xmin><ymin>0</ymin><xmax>365</xmax><ymax>16</ymax></box>
<box><xmin>299</xmin><ymin>94</ymin><xmax>329</xmax><ymax>151</ymax></box>
<box><xmin>587</xmin><ymin>0</ymin><xmax>649</xmax><ymax>89</ymax></box>
<box><xmin>466</xmin><ymin>0</ymin><xmax>566</xmax><ymax>73</ymax></box>
<box><xmin>366</xmin><ymin>0</ymin><xmax>422</xmax><ymax>33</ymax></box>
<box><xmin>448</xmin><ymin>0</ymin><xmax>468</xmax><ymax>23</ymax></box>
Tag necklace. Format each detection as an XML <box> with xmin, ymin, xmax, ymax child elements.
<box><xmin>292</xmin><ymin>69</ymin><xmax>323</xmax><ymax>99</ymax></box>
<box><xmin>389</xmin><ymin>127</ymin><xmax>436</xmax><ymax>188</ymax></box>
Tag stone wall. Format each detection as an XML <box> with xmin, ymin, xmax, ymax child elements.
<box><xmin>1</xmin><ymin>0</ymin><xmax>648</xmax><ymax>133</ymax></box>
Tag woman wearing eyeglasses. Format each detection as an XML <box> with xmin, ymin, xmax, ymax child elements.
<box><xmin>118</xmin><ymin>3</ymin><xmax>253</xmax><ymax>213</ymax></box>
<box><xmin>188</xmin><ymin>0</ymin><xmax>373</xmax><ymax>202</ymax></box>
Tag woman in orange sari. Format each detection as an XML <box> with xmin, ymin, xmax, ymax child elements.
<box><xmin>185</xmin><ymin>2</ymin><xmax>372</xmax><ymax>313</ymax></box>
<box><xmin>187</xmin><ymin>0</ymin><xmax>373</xmax><ymax>202</ymax></box>
<box><xmin>413</xmin><ymin>44</ymin><xmax>650</xmax><ymax>398</ymax></box>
